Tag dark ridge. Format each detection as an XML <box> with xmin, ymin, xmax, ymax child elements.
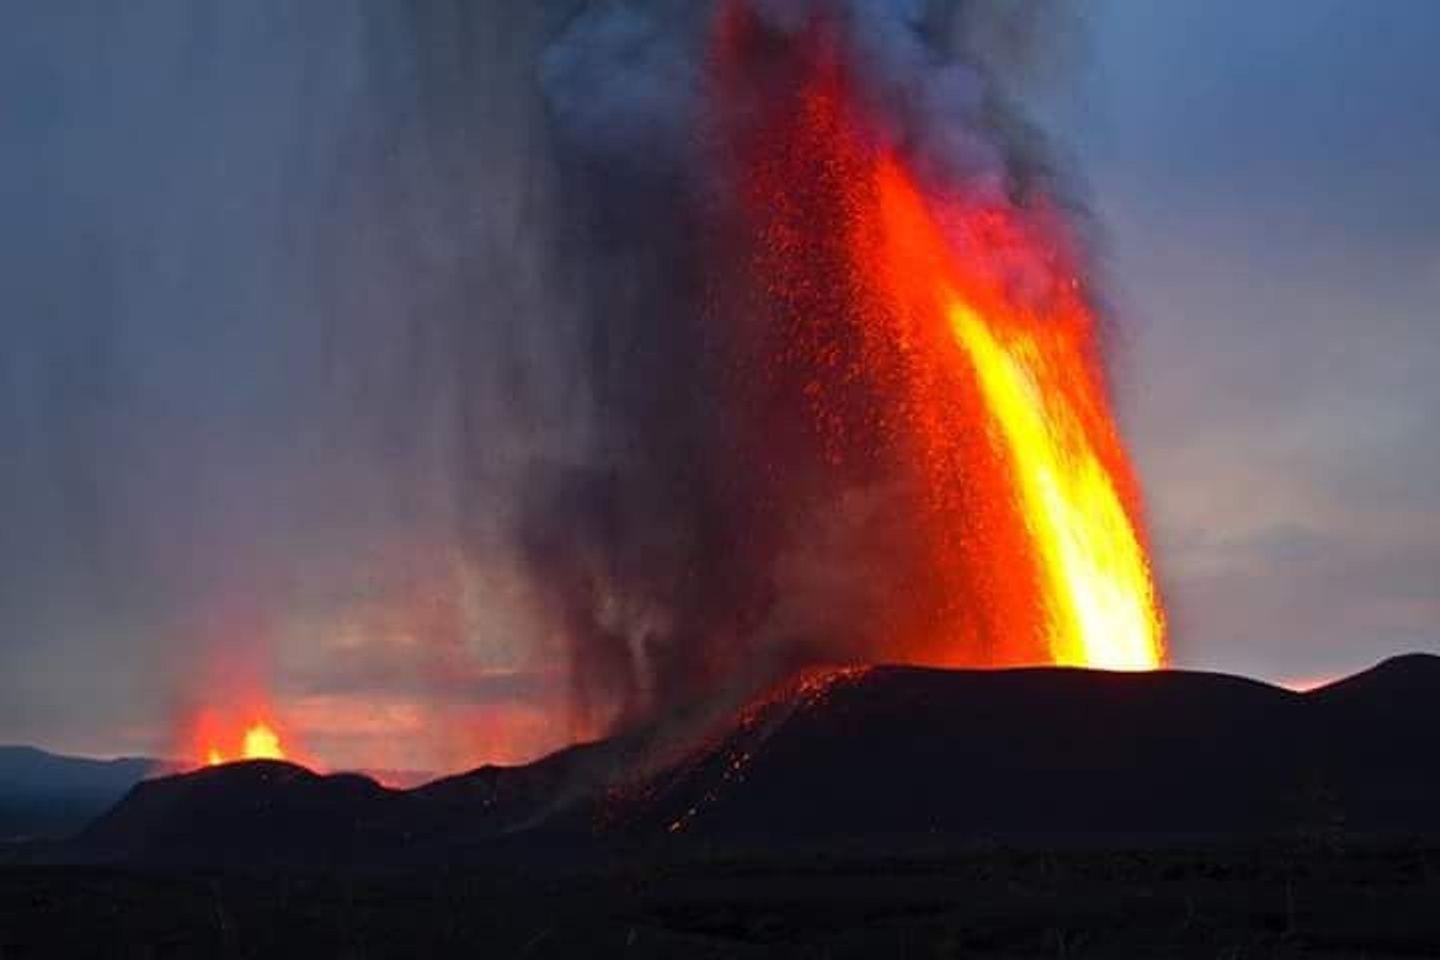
<box><xmin>73</xmin><ymin>761</ymin><xmax>396</xmax><ymax>867</ymax></box>
<box><xmin>0</xmin><ymin>746</ymin><xmax>160</xmax><ymax>783</ymax></box>
<box><xmin>0</xmin><ymin>746</ymin><xmax>162</xmax><ymax>841</ymax></box>
<box><xmin>599</xmin><ymin>665</ymin><xmax>1310</xmax><ymax>846</ymax></box>
<box><xmin>1301</xmin><ymin>653</ymin><xmax>1440</xmax><ymax>834</ymax></box>
<box><xmin>1305</xmin><ymin>652</ymin><xmax>1440</xmax><ymax>702</ymax></box>
<box><xmin>41</xmin><ymin>655</ymin><xmax>1440</xmax><ymax>866</ymax></box>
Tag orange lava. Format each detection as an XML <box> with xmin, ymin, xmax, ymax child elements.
<box><xmin>711</xmin><ymin>6</ymin><xmax>1165</xmax><ymax>670</ymax></box>
<box><xmin>241</xmin><ymin>721</ymin><xmax>285</xmax><ymax>760</ymax></box>
<box><xmin>193</xmin><ymin>711</ymin><xmax>293</xmax><ymax>768</ymax></box>
<box><xmin>873</xmin><ymin>163</ymin><xmax>1163</xmax><ymax>668</ymax></box>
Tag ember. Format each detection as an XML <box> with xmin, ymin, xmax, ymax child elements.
<box><xmin>712</xmin><ymin>6</ymin><xmax>1165</xmax><ymax>670</ymax></box>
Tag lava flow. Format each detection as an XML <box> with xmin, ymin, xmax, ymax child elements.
<box><xmin>713</xmin><ymin>6</ymin><xmax>1165</xmax><ymax>670</ymax></box>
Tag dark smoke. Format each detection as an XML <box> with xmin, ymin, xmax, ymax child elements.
<box><xmin>0</xmin><ymin>0</ymin><xmax>1081</xmax><ymax>761</ymax></box>
<box><xmin>501</xmin><ymin>0</ymin><xmax>1084</xmax><ymax>733</ymax></box>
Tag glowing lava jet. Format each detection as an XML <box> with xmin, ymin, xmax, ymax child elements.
<box><xmin>712</xmin><ymin>6</ymin><xmax>1165</xmax><ymax>670</ymax></box>
<box><xmin>873</xmin><ymin>161</ymin><xmax>1163</xmax><ymax>669</ymax></box>
<box><xmin>240</xmin><ymin>721</ymin><xmax>285</xmax><ymax>760</ymax></box>
<box><xmin>195</xmin><ymin>712</ymin><xmax>290</xmax><ymax>767</ymax></box>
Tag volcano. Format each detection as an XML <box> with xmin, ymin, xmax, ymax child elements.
<box><xmin>45</xmin><ymin>655</ymin><xmax>1440</xmax><ymax>868</ymax></box>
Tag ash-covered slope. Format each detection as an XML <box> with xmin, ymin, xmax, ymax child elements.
<box><xmin>609</xmin><ymin>665</ymin><xmax>1307</xmax><ymax>844</ymax></box>
<box><xmin>628</xmin><ymin>655</ymin><xmax>1440</xmax><ymax>845</ymax></box>
<box><xmin>59</xmin><ymin>656</ymin><xmax>1440</xmax><ymax>865</ymax></box>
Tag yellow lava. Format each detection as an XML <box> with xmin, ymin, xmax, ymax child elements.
<box><xmin>946</xmin><ymin>299</ymin><xmax>1164</xmax><ymax>669</ymax></box>
<box><xmin>241</xmin><ymin>722</ymin><xmax>285</xmax><ymax>761</ymax></box>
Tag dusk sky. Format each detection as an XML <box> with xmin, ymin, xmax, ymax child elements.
<box><xmin>1051</xmin><ymin>0</ymin><xmax>1440</xmax><ymax>685</ymax></box>
<box><xmin>2</xmin><ymin>1</ymin><xmax>1437</xmax><ymax>764</ymax></box>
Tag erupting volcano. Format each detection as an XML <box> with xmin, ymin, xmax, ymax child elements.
<box><xmin>191</xmin><ymin>710</ymin><xmax>291</xmax><ymax>769</ymax></box>
<box><xmin>701</xmin><ymin>4</ymin><xmax>1164</xmax><ymax>674</ymax></box>
<box><xmin>7</xmin><ymin>5</ymin><xmax>1434</xmax><ymax>956</ymax></box>
<box><xmin>165</xmin><ymin>0</ymin><xmax>1167</xmax><ymax>766</ymax></box>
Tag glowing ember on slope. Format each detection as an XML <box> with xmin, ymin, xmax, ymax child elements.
<box><xmin>661</xmin><ymin>666</ymin><xmax>872</xmax><ymax>835</ymax></box>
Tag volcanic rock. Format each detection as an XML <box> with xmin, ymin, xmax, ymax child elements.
<box><xmin>57</xmin><ymin>656</ymin><xmax>1440</xmax><ymax>866</ymax></box>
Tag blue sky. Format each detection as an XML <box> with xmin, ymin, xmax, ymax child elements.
<box><xmin>1044</xmin><ymin>0</ymin><xmax>1440</xmax><ymax>681</ymax></box>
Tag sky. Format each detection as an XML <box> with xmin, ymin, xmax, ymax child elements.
<box><xmin>1</xmin><ymin>0</ymin><xmax>1437</xmax><ymax>762</ymax></box>
<box><xmin>1041</xmin><ymin>0</ymin><xmax>1440</xmax><ymax>684</ymax></box>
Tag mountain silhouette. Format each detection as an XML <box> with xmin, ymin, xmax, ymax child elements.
<box><xmin>0</xmin><ymin>746</ymin><xmax>160</xmax><ymax>841</ymax></box>
<box><xmin>55</xmin><ymin>655</ymin><xmax>1440</xmax><ymax>866</ymax></box>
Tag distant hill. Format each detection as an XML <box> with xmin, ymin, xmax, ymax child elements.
<box><xmin>0</xmin><ymin>746</ymin><xmax>161</xmax><ymax>841</ymax></box>
<box><xmin>49</xmin><ymin>654</ymin><xmax>1440</xmax><ymax>866</ymax></box>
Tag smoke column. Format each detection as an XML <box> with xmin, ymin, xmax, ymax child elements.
<box><xmin>1</xmin><ymin>1</ymin><xmax>1148</xmax><ymax>766</ymax></box>
<box><xmin>512</xmin><ymin>0</ymin><xmax>1147</xmax><ymax>735</ymax></box>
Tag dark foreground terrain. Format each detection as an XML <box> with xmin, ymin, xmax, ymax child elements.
<box><xmin>3</xmin><ymin>657</ymin><xmax>1439</xmax><ymax>956</ymax></box>
<box><xmin>3</xmin><ymin>840</ymin><xmax>1438</xmax><ymax>958</ymax></box>
<box><xmin>38</xmin><ymin>654</ymin><xmax>1440</xmax><ymax>868</ymax></box>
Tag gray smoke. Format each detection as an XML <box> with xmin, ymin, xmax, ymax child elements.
<box><xmin>507</xmin><ymin>0</ymin><xmax>1083</xmax><ymax>732</ymax></box>
<box><xmin>1</xmin><ymin>2</ymin><xmax>579</xmax><ymax>763</ymax></box>
<box><xmin>0</xmin><ymin>0</ymin><xmax>1079</xmax><ymax>761</ymax></box>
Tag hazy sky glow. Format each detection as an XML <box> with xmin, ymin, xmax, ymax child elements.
<box><xmin>1049</xmin><ymin>0</ymin><xmax>1440</xmax><ymax>684</ymax></box>
<box><xmin>1</xmin><ymin>1</ymin><xmax>1437</xmax><ymax>763</ymax></box>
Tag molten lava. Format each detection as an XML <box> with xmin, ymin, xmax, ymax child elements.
<box><xmin>873</xmin><ymin>163</ymin><xmax>1164</xmax><ymax>669</ymax></box>
<box><xmin>170</xmin><ymin>7</ymin><xmax>1166</xmax><ymax>776</ymax></box>
<box><xmin>944</xmin><ymin>302</ymin><xmax>1160</xmax><ymax>667</ymax></box>
<box><xmin>712</xmin><ymin>7</ymin><xmax>1165</xmax><ymax>670</ymax></box>
<box><xmin>195</xmin><ymin>714</ymin><xmax>290</xmax><ymax>767</ymax></box>
<box><xmin>240</xmin><ymin>721</ymin><xmax>285</xmax><ymax>760</ymax></box>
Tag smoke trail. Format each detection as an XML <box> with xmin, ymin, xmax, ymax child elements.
<box><xmin>0</xmin><ymin>0</ymin><xmax>1087</xmax><ymax>763</ymax></box>
<box><xmin>506</xmin><ymin>0</ymin><xmax>1089</xmax><ymax>732</ymax></box>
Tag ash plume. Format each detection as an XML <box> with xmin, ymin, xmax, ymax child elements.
<box><xmin>502</xmin><ymin>0</ymin><xmax>1087</xmax><ymax>732</ymax></box>
<box><xmin>0</xmin><ymin>0</ymin><xmax>1089</xmax><ymax>763</ymax></box>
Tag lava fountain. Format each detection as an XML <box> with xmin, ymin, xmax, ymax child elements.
<box><xmin>874</xmin><ymin>162</ymin><xmax>1163</xmax><ymax>669</ymax></box>
<box><xmin>711</xmin><ymin>5</ymin><xmax>1165</xmax><ymax>671</ymax></box>
<box><xmin>191</xmin><ymin>708</ymin><xmax>292</xmax><ymax>768</ymax></box>
<box><xmin>164</xmin><ymin>3</ymin><xmax>1165</xmax><ymax>771</ymax></box>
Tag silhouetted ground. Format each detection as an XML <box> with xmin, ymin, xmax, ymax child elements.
<box><xmin>42</xmin><ymin>656</ymin><xmax>1440</xmax><ymax>868</ymax></box>
<box><xmin>2</xmin><ymin>840</ymin><xmax>1439</xmax><ymax>957</ymax></box>
<box><xmin>5</xmin><ymin>658</ymin><xmax>1440</xmax><ymax>956</ymax></box>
